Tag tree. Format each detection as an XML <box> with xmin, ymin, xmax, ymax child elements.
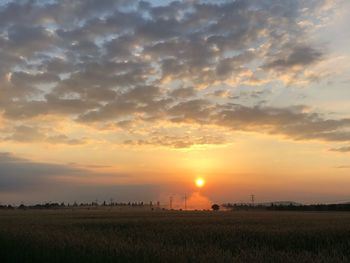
<box><xmin>211</xmin><ymin>204</ymin><xmax>220</xmax><ymax>211</ymax></box>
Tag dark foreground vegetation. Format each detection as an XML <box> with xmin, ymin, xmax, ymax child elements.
<box><xmin>224</xmin><ymin>203</ymin><xmax>350</xmax><ymax>211</ymax></box>
<box><xmin>0</xmin><ymin>210</ymin><xmax>349</xmax><ymax>263</ymax></box>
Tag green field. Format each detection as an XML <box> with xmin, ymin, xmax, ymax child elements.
<box><xmin>0</xmin><ymin>209</ymin><xmax>349</xmax><ymax>262</ymax></box>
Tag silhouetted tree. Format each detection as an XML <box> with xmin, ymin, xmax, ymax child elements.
<box><xmin>211</xmin><ymin>204</ymin><xmax>220</xmax><ymax>211</ymax></box>
<box><xmin>19</xmin><ymin>204</ymin><xmax>27</xmax><ymax>210</ymax></box>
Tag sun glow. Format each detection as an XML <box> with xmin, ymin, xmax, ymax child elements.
<box><xmin>195</xmin><ymin>177</ymin><xmax>205</xmax><ymax>188</ymax></box>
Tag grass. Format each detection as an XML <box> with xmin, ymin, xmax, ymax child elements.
<box><xmin>0</xmin><ymin>209</ymin><xmax>349</xmax><ymax>262</ymax></box>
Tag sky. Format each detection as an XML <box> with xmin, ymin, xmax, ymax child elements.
<box><xmin>0</xmin><ymin>0</ymin><xmax>350</xmax><ymax>206</ymax></box>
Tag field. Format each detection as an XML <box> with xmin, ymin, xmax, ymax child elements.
<box><xmin>0</xmin><ymin>209</ymin><xmax>349</xmax><ymax>263</ymax></box>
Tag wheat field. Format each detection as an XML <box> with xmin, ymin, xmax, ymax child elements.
<box><xmin>0</xmin><ymin>209</ymin><xmax>349</xmax><ymax>262</ymax></box>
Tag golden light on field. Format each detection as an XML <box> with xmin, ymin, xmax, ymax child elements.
<box><xmin>195</xmin><ymin>178</ymin><xmax>205</xmax><ymax>188</ymax></box>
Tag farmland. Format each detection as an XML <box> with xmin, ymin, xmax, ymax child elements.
<box><xmin>0</xmin><ymin>209</ymin><xmax>349</xmax><ymax>262</ymax></box>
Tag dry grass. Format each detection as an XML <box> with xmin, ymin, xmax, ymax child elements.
<box><xmin>0</xmin><ymin>209</ymin><xmax>349</xmax><ymax>262</ymax></box>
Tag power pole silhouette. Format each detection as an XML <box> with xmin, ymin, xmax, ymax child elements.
<box><xmin>169</xmin><ymin>196</ymin><xmax>173</xmax><ymax>209</ymax></box>
<box><xmin>250</xmin><ymin>194</ymin><xmax>255</xmax><ymax>206</ymax></box>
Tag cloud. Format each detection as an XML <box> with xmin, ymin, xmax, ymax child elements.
<box><xmin>212</xmin><ymin>105</ymin><xmax>350</xmax><ymax>142</ymax></box>
<box><xmin>167</xmin><ymin>102</ymin><xmax>350</xmax><ymax>143</ymax></box>
<box><xmin>263</xmin><ymin>45</ymin><xmax>323</xmax><ymax>71</ymax></box>
<box><xmin>3</xmin><ymin>125</ymin><xmax>86</xmax><ymax>145</ymax></box>
<box><xmin>0</xmin><ymin>151</ymin><xmax>160</xmax><ymax>203</ymax></box>
<box><xmin>5</xmin><ymin>125</ymin><xmax>43</xmax><ymax>142</ymax></box>
<box><xmin>0</xmin><ymin>152</ymin><xmax>84</xmax><ymax>191</ymax></box>
<box><xmin>329</xmin><ymin>146</ymin><xmax>350</xmax><ymax>153</ymax></box>
<box><xmin>6</xmin><ymin>24</ymin><xmax>56</xmax><ymax>56</ymax></box>
<box><xmin>206</xmin><ymin>89</ymin><xmax>231</xmax><ymax>98</ymax></box>
<box><xmin>10</xmin><ymin>71</ymin><xmax>59</xmax><ymax>87</ymax></box>
<box><xmin>335</xmin><ymin>165</ymin><xmax>350</xmax><ymax>169</ymax></box>
<box><xmin>169</xmin><ymin>87</ymin><xmax>196</xmax><ymax>98</ymax></box>
<box><xmin>124</xmin><ymin>134</ymin><xmax>226</xmax><ymax>149</ymax></box>
<box><xmin>0</xmin><ymin>0</ymin><xmax>343</xmax><ymax>148</ymax></box>
<box><xmin>0</xmin><ymin>152</ymin><xmax>128</xmax><ymax>192</ymax></box>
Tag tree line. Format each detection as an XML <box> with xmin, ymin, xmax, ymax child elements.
<box><xmin>0</xmin><ymin>201</ymin><xmax>162</xmax><ymax>210</ymax></box>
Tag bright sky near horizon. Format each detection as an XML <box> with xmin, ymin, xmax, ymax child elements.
<box><xmin>0</xmin><ymin>0</ymin><xmax>350</xmax><ymax>206</ymax></box>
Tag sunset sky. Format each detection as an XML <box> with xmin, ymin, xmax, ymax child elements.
<box><xmin>0</xmin><ymin>0</ymin><xmax>350</xmax><ymax>206</ymax></box>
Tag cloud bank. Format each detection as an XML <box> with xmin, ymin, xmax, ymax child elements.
<box><xmin>0</xmin><ymin>152</ymin><xmax>161</xmax><ymax>203</ymax></box>
<box><xmin>0</xmin><ymin>0</ymin><xmax>347</xmax><ymax>149</ymax></box>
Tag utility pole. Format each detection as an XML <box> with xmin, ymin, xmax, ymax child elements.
<box><xmin>250</xmin><ymin>194</ymin><xmax>255</xmax><ymax>206</ymax></box>
<box><xmin>169</xmin><ymin>196</ymin><xmax>173</xmax><ymax>210</ymax></box>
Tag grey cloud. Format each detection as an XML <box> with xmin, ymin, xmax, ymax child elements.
<box><xmin>0</xmin><ymin>0</ymin><xmax>137</xmax><ymax>28</ymax></box>
<box><xmin>329</xmin><ymin>146</ymin><xmax>350</xmax><ymax>153</ymax></box>
<box><xmin>169</xmin><ymin>87</ymin><xmax>196</xmax><ymax>98</ymax></box>
<box><xmin>77</xmin><ymin>85</ymin><xmax>169</xmax><ymax>122</ymax></box>
<box><xmin>6</xmin><ymin>24</ymin><xmax>56</xmax><ymax>56</ymax></box>
<box><xmin>230</xmin><ymin>89</ymin><xmax>272</xmax><ymax>101</ymax></box>
<box><xmin>213</xmin><ymin>105</ymin><xmax>350</xmax><ymax>142</ymax></box>
<box><xmin>123</xmin><ymin>85</ymin><xmax>163</xmax><ymax>103</ymax></box>
<box><xmin>0</xmin><ymin>151</ymin><xmax>153</xmax><ymax>203</ymax></box>
<box><xmin>207</xmin><ymin>89</ymin><xmax>230</xmax><ymax>98</ymax></box>
<box><xmin>165</xmin><ymin>101</ymin><xmax>350</xmax><ymax>143</ymax></box>
<box><xmin>168</xmin><ymin>99</ymin><xmax>214</xmax><ymax>123</ymax></box>
<box><xmin>148</xmin><ymin>1</ymin><xmax>190</xmax><ymax>21</ymax></box>
<box><xmin>77</xmin><ymin>99</ymin><xmax>137</xmax><ymax>122</ymax></box>
<box><xmin>104</xmin><ymin>35</ymin><xmax>140</xmax><ymax>60</ymax></box>
<box><xmin>4</xmin><ymin>125</ymin><xmax>43</xmax><ymax>142</ymax></box>
<box><xmin>3</xmin><ymin>101</ymin><xmax>49</xmax><ymax>119</ymax></box>
<box><xmin>0</xmin><ymin>152</ymin><xmax>127</xmax><ymax>192</ymax></box>
<box><xmin>0</xmin><ymin>0</ymin><xmax>324</xmax><ymax>91</ymax></box>
<box><xmin>216</xmin><ymin>51</ymin><xmax>255</xmax><ymax>78</ymax></box>
<box><xmin>0</xmin><ymin>51</ymin><xmax>23</xmax><ymax>74</ymax></box>
<box><xmin>3</xmin><ymin>96</ymin><xmax>99</xmax><ymax>119</ymax></box>
<box><xmin>0</xmin><ymin>0</ymin><xmax>340</xmax><ymax>146</ymax></box>
<box><xmin>0</xmin><ymin>152</ymin><xmax>84</xmax><ymax>191</ymax></box>
<box><xmin>124</xmin><ymin>134</ymin><xmax>225</xmax><ymax>149</ymax></box>
<box><xmin>263</xmin><ymin>45</ymin><xmax>323</xmax><ymax>71</ymax></box>
<box><xmin>10</xmin><ymin>71</ymin><xmax>59</xmax><ymax>86</ymax></box>
<box><xmin>41</xmin><ymin>57</ymin><xmax>76</xmax><ymax>74</ymax></box>
<box><xmin>46</xmin><ymin>135</ymin><xmax>86</xmax><ymax>145</ymax></box>
<box><xmin>3</xmin><ymin>125</ymin><xmax>85</xmax><ymax>145</ymax></box>
<box><xmin>45</xmin><ymin>94</ymin><xmax>99</xmax><ymax>115</ymax></box>
<box><xmin>216</xmin><ymin>58</ymin><xmax>240</xmax><ymax>77</ymax></box>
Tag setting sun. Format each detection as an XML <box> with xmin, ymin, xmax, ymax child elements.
<box><xmin>195</xmin><ymin>178</ymin><xmax>205</xmax><ymax>188</ymax></box>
